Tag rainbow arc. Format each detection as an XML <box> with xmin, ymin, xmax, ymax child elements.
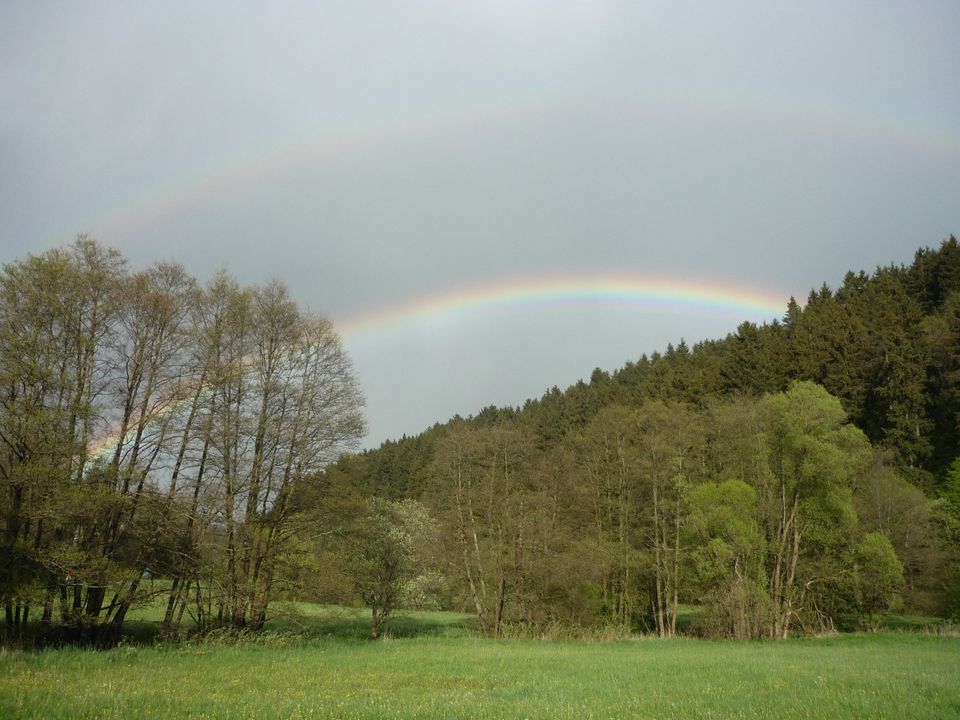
<box><xmin>336</xmin><ymin>274</ymin><xmax>786</xmax><ymax>340</ymax></box>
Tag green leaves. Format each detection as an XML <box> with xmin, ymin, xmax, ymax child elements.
<box><xmin>854</xmin><ymin>532</ymin><xmax>905</xmax><ymax>627</ymax></box>
<box><xmin>346</xmin><ymin>498</ymin><xmax>436</xmax><ymax>637</ymax></box>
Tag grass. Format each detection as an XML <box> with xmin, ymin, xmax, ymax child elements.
<box><xmin>2</xmin><ymin>609</ymin><xmax>959</xmax><ymax>719</ymax></box>
<box><xmin>253</xmin><ymin>602</ymin><xmax>477</xmax><ymax>639</ymax></box>
<box><xmin>120</xmin><ymin>592</ymin><xmax>477</xmax><ymax>640</ymax></box>
<box><xmin>884</xmin><ymin>613</ymin><xmax>948</xmax><ymax>630</ymax></box>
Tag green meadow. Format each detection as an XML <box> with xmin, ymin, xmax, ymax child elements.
<box><xmin>2</xmin><ymin>607</ymin><xmax>959</xmax><ymax>719</ymax></box>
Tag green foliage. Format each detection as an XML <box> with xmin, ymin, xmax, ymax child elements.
<box><xmin>853</xmin><ymin>456</ymin><xmax>943</xmax><ymax>613</ymax></box>
<box><xmin>853</xmin><ymin>532</ymin><xmax>905</xmax><ymax>628</ymax></box>
<box><xmin>935</xmin><ymin>458</ymin><xmax>960</xmax><ymax>619</ymax></box>
<box><xmin>346</xmin><ymin>498</ymin><xmax>436</xmax><ymax>637</ymax></box>
<box><xmin>329</xmin><ymin>238</ymin><xmax>960</xmax><ymax>628</ymax></box>
<box><xmin>756</xmin><ymin>382</ymin><xmax>871</xmax><ymax>635</ymax></box>
<box><xmin>685</xmin><ymin>481</ymin><xmax>772</xmax><ymax>638</ymax></box>
<box><xmin>0</xmin><ymin>238</ymin><xmax>364</xmax><ymax>643</ymax></box>
<box><xmin>7</xmin><ymin>236</ymin><xmax>960</xmax><ymax>645</ymax></box>
<box><xmin>944</xmin><ymin>457</ymin><xmax>960</xmax><ymax>511</ymax></box>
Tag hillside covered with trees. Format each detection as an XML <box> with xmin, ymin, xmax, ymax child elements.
<box><xmin>2</xmin><ymin>237</ymin><xmax>959</xmax><ymax>644</ymax></box>
<box><xmin>320</xmin><ymin>237</ymin><xmax>960</xmax><ymax>636</ymax></box>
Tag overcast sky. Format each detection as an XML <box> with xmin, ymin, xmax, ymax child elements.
<box><xmin>2</xmin><ymin>1</ymin><xmax>959</xmax><ymax>446</ymax></box>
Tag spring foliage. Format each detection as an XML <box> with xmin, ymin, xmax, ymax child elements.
<box><xmin>0</xmin><ymin>238</ymin><xmax>364</xmax><ymax>642</ymax></box>
<box><xmin>326</xmin><ymin>238</ymin><xmax>960</xmax><ymax>636</ymax></box>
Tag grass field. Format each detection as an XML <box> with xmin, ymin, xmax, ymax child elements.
<box><xmin>2</xmin><ymin>607</ymin><xmax>959</xmax><ymax>720</ymax></box>
<box><xmin>120</xmin><ymin>600</ymin><xmax>478</xmax><ymax>642</ymax></box>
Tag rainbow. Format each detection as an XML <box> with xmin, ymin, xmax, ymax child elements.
<box><xmin>62</xmin><ymin>74</ymin><xmax>954</xmax><ymax>456</ymax></box>
<box><xmin>78</xmin><ymin>88</ymin><xmax>960</xmax><ymax>247</ymax></box>
<box><xmin>86</xmin><ymin>274</ymin><xmax>787</xmax><ymax>461</ymax></box>
<box><xmin>83</xmin><ymin>97</ymin><xmax>546</xmax><ymax>244</ymax></box>
<box><xmin>336</xmin><ymin>274</ymin><xmax>787</xmax><ymax>341</ymax></box>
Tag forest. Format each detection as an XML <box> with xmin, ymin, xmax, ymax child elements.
<box><xmin>1</xmin><ymin>236</ymin><xmax>959</xmax><ymax>644</ymax></box>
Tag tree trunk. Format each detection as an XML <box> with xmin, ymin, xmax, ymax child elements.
<box><xmin>495</xmin><ymin>576</ymin><xmax>506</xmax><ymax>638</ymax></box>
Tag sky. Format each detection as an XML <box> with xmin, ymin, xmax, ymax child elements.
<box><xmin>2</xmin><ymin>1</ymin><xmax>959</xmax><ymax>447</ymax></box>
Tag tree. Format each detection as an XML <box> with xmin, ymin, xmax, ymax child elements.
<box><xmin>853</xmin><ymin>454</ymin><xmax>944</xmax><ymax>613</ymax></box>
<box><xmin>0</xmin><ymin>240</ymin><xmax>364</xmax><ymax>642</ymax></box>
<box><xmin>95</xmin><ymin>262</ymin><xmax>198</xmax><ymax>630</ymax></box>
<box><xmin>209</xmin><ymin>288</ymin><xmax>365</xmax><ymax>630</ymax></box>
<box><xmin>934</xmin><ymin>458</ymin><xmax>960</xmax><ymax>619</ymax></box>
<box><xmin>758</xmin><ymin>381</ymin><xmax>871</xmax><ymax>637</ymax></box>
<box><xmin>719</xmin><ymin>321</ymin><xmax>788</xmax><ymax>396</ymax></box>
<box><xmin>0</xmin><ymin>238</ymin><xmax>126</xmax><ymax>641</ymax></box>
<box><xmin>347</xmin><ymin>497</ymin><xmax>434</xmax><ymax>638</ymax></box>
<box><xmin>853</xmin><ymin>532</ymin><xmax>904</xmax><ymax>629</ymax></box>
<box><xmin>633</xmin><ymin>401</ymin><xmax>706</xmax><ymax>637</ymax></box>
<box><xmin>428</xmin><ymin>424</ymin><xmax>535</xmax><ymax>636</ymax></box>
<box><xmin>685</xmin><ymin>480</ymin><xmax>771</xmax><ymax>639</ymax></box>
<box><xmin>575</xmin><ymin>406</ymin><xmax>639</xmax><ymax>629</ymax></box>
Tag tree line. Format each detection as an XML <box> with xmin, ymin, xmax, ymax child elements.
<box><xmin>3</xmin><ymin>236</ymin><xmax>959</xmax><ymax>643</ymax></box>
<box><xmin>324</xmin><ymin>383</ymin><xmax>944</xmax><ymax>638</ymax></box>
<box><xmin>323</xmin><ymin>237</ymin><xmax>960</xmax><ymax>636</ymax></box>
<box><xmin>0</xmin><ymin>238</ymin><xmax>364</xmax><ymax>643</ymax></box>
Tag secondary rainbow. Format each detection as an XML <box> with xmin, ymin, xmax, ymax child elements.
<box><xmin>80</xmin><ymin>88</ymin><xmax>960</xmax><ymax>249</ymax></box>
